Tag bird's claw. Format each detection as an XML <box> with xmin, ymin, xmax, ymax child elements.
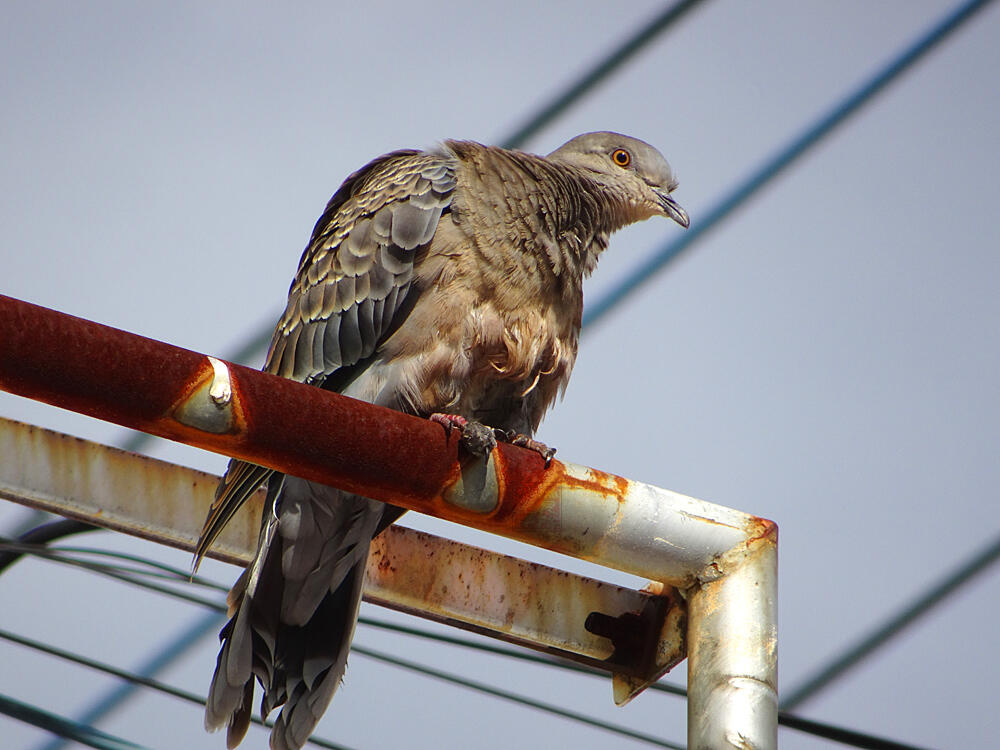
<box><xmin>430</xmin><ymin>413</ymin><xmax>468</xmax><ymax>434</ymax></box>
<box><xmin>506</xmin><ymin>432</ymin><xmax>557</xmax><ymax>468</ymax></box>
<box><xmin>430</xmin><ymin>414</ymin><xmax>555</xmax><ymax>467</ymax></box>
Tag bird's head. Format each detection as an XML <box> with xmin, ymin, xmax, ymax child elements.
<box><xmin>547</xmin><ymin>131</ymin><xmax>689</xmax><ymax>229</ymax></box>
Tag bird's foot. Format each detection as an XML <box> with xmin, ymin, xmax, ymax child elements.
<box><xmin>429</xmin><ymin>414</ymin><xmax>555</xmax><ymax>467</ymax></box>
<box><xmin>429</xmin><ymin>413</ymin><xmax>468</xmax><ymax>432</ymax></box>
<box><xmin>430</xmin><ymin>413</ymin><xmax>498</xmax><ymax>457</ymax></box>
<box><xmin>503</xmin><ymin>432</ymin><xmax>557</xmax><ymax>468</ymax></box>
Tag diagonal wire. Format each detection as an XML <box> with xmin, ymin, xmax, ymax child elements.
<box><xmin>6</xmin><ymin>547</ymin><xmax>677</xmax><ymax>747</ymax></box>
<box><xmin>5</xmin><ymin>4</ymin><xmax>714</xmax><ymax>743</ymax></box>
<box><xmin>35</xmin><ymin>611</ymin><xmax>223</xmax><ymax>750</ymax></box>
<box><xmin>353</xmin><ymin>642</ymin><xmax>932</xmax><ymax>750</ymax></box>
<box><xmin>351</xmin><ymin>644</ymin><xmax>685</xmax><ymax>749</ymax></box>
<box><xmin>0</xmin><ymin>628</ymin><xmax>353</xmax><ymax>750</ymax></box>
<box><xmin>582</xmin><ymin>0</ymin><xmax>995</xmax><ymax>330</ymax></box>
<box><xmin>781</xmin><ymin>530</ymin><xmax>1000</xmax><ymax>710</ymax></box>
<box><xmin>10</xmin><ymin>548</ymin><xmax>683</xmax><ymax>748</ymax></box>
<box><xmin>0</xmin><ymin>542</ymin><xmax>227</xmax><ymax>593</ymax></box>
<box><xmin>499</xmin><ymin>0</ymin><xmax>708</xmax><ymax>149</ymax></box>
<box><xmin>357</xmin><ymin>618</ymin><xmax>931</xmax><ymax>750</ymax></box>
<box><xmin>4</xmin><ymin>1</ymin><xmax>995</xmax><ymax>746</ymax></box>
<box><xmin>775</xmin><ymin>712</ymin><xmax>935</xmax><ymax>750</ymax></box>
<box><xmin>0</xmin><ymin>692</ymin><xmax>147</xmax><ymax>750</ymax></box>
<box><xmin>5</xmin><ymin>542</ymin><xmax>939</xmax><ymax>748</ymax></box>
<box><xmin>0</xmin><ymin>0</ymin><xmax>706</xmax><ymax>571</ymax></box>
<box><xmin>106</xmin><ymin>0</ymin><xmax>703</xmax><ymax>464</ymax></box>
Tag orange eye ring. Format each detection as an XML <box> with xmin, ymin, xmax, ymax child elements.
<box><xmin>611</xmin><ymin>149</ymin><xmax>631</xmax><ymax>167</ymax></box>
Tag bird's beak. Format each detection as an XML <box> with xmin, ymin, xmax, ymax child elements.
<box><xmin>655</xmin><ymin>189</ymin><xmax>690</xmax><ymax>228</ymax></box>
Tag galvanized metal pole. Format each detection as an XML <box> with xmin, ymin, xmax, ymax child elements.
<box><xmin>0</xmin><ymin>415</ymin><xmax>683</xmax><ymax>682</ymax></box>
<box><xmin>0</xmin><ymin>294</ymin><xmax>778</xmax><ymax>748</ymax></box>
<box><xmin>687</xmin><ymin>527</ymin><xmax>778</xmax><ymax>749</ymax></box>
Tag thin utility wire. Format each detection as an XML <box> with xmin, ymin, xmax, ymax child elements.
<box><xmin>0</xmin><ymin>692</ymin><xmax>147</xmax><ymax>750</ymax></box>
<box><xmin>354</xmin><ymin>643</ymin><xmax>932</xmax><ymax>750</ymax></box>
<box><xmin>499</xmin><ymin>0</ymin><xmax>707</xmax><ymax>149</ymax></box>
<box><xmin>36</xmin><ymin>611</ymin><xmax>223</xmax><ymax>750</ymax></box>
<box><xmin>2</xmin><ymin>542</ymin><xmax>939</xmax><ymax>749</ymax></box>
<box><xmin>5</xmin><ymin>548</ymin><xmax>677</xmax><ymax>748</ymax></box>
<box><xmin>781</xmin><ymin>529</ymin><xmax>1000</xmax><ymax>710</ymax></box>
<box><xmin>351</xmin><ymin>644</ymin><xmax>685</xmax><ymax>750</ymax></box>
<box><xmin>0</xmin><ymin>628</ymin><xmax>352</xmax><ymax>750</ymax></box>
<box><xmin>3</xmin><ymin>0</ymin><xmax>995</xmax><ymax>747</ymax></box>
<box><xmin>7</xmin><ymin>4</ymin><xmax>714</xmax><ymax>743</ymax></box>
<box><xmin>111</xmin><ymin>0</ymin><xmax>705</xmax><ymax>460</ymax></box>
<box><xmin>0</xmin><ymin>541</ymin><xmax>223</xmax><ymax>591</ymax></box>
<box><xmin>774</xmin><ymin>712</ymin><xmax>935</xmax><ymax>750</ymax></box>
<box><xmin>582</xmin><ymin>0</ymin><xmax>996</xmax><ymax>329</ymax></box>
<box><xmin>3</xmin><ymin>604</ymin><xmax>931</xmax><ymax>750</ymax></box>
<box><xmin>359</xmin><ymin>618</ymin><xmax>932</xmax><ymax>750</ymax></box>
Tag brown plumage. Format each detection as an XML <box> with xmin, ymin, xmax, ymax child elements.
<box><xmin>196</xmin><ymin>132</ymin><xmax>688</xmax><ymax>750</ymax></box>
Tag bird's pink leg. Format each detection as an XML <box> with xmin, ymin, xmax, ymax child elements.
<box><xmin>505</xmin><ymin>432</ymin><xmax>557</xmax><ymax>467</ymax></box>
<box><xmin>429</xmin><ymin>413</ymin><xmax>468</xmax><ymax>432</ymax></box>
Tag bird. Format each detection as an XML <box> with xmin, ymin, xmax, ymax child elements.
<box><xmin>194</xmin><ymin>131</ymin><xmax>688</xmax><ymax>750</ymax></box>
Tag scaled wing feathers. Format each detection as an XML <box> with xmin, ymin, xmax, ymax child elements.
<box><xmin>193</xmin><ymin>149</ymin><xmax>457</xmax><ymax>571</ymax></box>
<box><xmin>266</xmin><ymin>150</ymin><xmax>457</xmax><ymax>383</ymax></box>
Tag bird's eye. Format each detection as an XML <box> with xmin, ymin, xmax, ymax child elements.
<box><xmin>611</xmin><ymin>149</ymin><xmax>631</xmax><ymax>167</ymax></box>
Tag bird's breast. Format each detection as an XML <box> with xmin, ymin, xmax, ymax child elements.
<box><xmin>374</xmin><ymin>275</ymin><xmax>580</xmax><ymax>432</ymax></box>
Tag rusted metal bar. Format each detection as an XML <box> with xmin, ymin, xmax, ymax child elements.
<box><xmin>0</xmin><ymin>295</ymin><xmax>778</xmax><ymax>746</ymax></box>
<box><xmin>0</xmin><ymin>415</ymin><xmax>684</xmax><ymax>682</ymax></box>
<box><xmin>0</xmin><ymin>295</ymin><xmax>766</xmax><ymax>578</ymax></box>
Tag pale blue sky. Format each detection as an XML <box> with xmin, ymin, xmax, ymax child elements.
<box><xmin>2</xmin><ymin>2</ymin><xmax>998</xmax><ymax>748</ymax></box>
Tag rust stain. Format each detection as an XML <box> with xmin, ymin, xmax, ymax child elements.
<box><xmin>364</xmin><ymin>524</ymin><xmax>681</xmax><ymax>676</ymax></box>
<box><xmin>429</xmin><ymin>448</ymin><xmax>631</xmax><ymax>539</ymax></box>
<box><xmin>743</xmin><ymin>516</ymin><xmax>779</xmax><ymax>548</ymax></box>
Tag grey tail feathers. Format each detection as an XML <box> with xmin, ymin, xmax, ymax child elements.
<box><xmin>204</xmin><ymin>515</ymin><xmax>368</xmax><ymax>750</ymax></box>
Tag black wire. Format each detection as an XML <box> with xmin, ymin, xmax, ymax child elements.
<box><xmin>359</xmin><ymin>615</ymin><xmax>935</xmax><ymax>750</ymax></box>
<box><xmin>7</xmin><ymin>547</ymin><xmax>681</xmax><ymax>747</ymax></box>
<box><xmin>775</xmin><ymin>712</ymin><xmax>937</xmax><ymax>750</ymax></box>
<box><xmin>352</xmin><ymin>643</ymin><xmax>686</xmax><ymax>749</ymax></box>
<box><xmin>5</xmin><ymin>542</ymin><xmax>942</xmax><ymax>749</ymax></box>
<box><xmin>0</xmin><ymin>627</ymin><xmax>353</xmax><ymax>750</ymax></box>
<box><xmin>500</xmin><ymin>0</ymin><xmax>708</xmax><ymax>149</ymax></box>
<box><xmin>0</xmin><ymin>519</ymin><xmax>98</xmax><ymax>573</ymax></box>
<box><xmin>0</xmin><ymin>691</ymin><xmax>147</xmax><ymax>750</ymax></box>
<box><xmin>0</xmin><ymin>1</ymin><xmax>708</xmax><ymax>569</ymax></box>
<box><xmin>781</xmin><ymin>530</ymin><xmax>1000</xmax><ymax>710</ymax></box>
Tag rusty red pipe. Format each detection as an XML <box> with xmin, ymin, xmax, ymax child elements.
<box><xmin>0</xmin><ymin>294</ymin><xmax>770</xmax><ymax>587</ymax></box>
<box><xmin>0</xmin><ymin>294</ymin><xmax>547</xmax><ymax>510</ymax></box>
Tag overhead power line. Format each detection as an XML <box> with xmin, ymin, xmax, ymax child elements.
<box><xmin>353</xmin><ymin>644</ymin><xmax>686</xmax><ymax>750</ymax></box>
<box><xmin>1</xmin><ymin>542</ymin><xmax>943</xmax><ymax>749</ymax></box>
<box><xmin>781</xmin><ymin>529</ymin><xmax>1000</xmax><ymax>710</ymax></box>
<box><xmin>0</xmin><ymin>628</ymin><xmax>351</xmax><ymax>750</ymax></box>
<box><xmin>37</xmin><ymin>611</ymin><xmax>224</xmax><ymax>750</ymax></box>
<box><xmin>1</xmin><ymin>1</ymin><xmax>994</xmax><ymax>748</ymax></box>
<box><xmin>109</xmin><ymin>0</ymin><xmax>705</xmax><ymax>460</ymax></box>
<box><xmin>0</xmin><ymin>692</ymin><xmax>147</xmax><ymax>750</ymax></box>
<box><xmin>500</xmin><ymin>0</ymin><xmax>707</xmax><ymax>149</ymax></box>
<box><xmin>582</xmin><ymin>0</ymin><xmax>997</xmax><ymax>329</ymax></box>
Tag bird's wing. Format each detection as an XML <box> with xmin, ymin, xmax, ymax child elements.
<box><xmin>193</xmin><ymin>149</ymin><xmax>457</xmax><ymax>569</ymax></box>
